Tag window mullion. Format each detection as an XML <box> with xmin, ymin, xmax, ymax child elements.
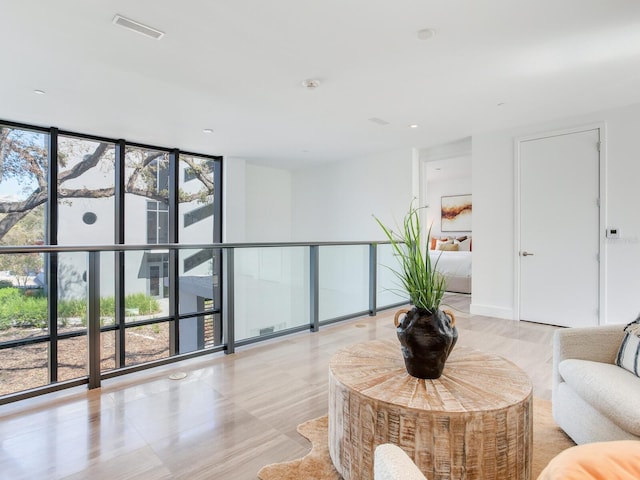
<box><xmin>47</xmin><ymin>127</ymin><xmax>59</xmax><ymax>384</ymax></box>
<box><xmin>168</xmin><ymin>149</ymin><xmax>179</xmax><ymax>355</ymax></box>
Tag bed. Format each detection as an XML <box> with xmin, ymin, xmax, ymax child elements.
<box><xmin>429</xmin><ymin>249</ymin><xmax>472</xmax><ymax>294</ymax></box>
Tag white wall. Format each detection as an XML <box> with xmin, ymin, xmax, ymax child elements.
<box><xmin>222</xmin><ymin>157</ymin><xmax>246</xmax><ymax>242</ymax></box>
<box><xmin>291</xmin><ymin>148</ymin><xmax>417</xmax><ymax>241</ymax></box>
<box><xmin>222</xmin><ymin>149</ymin><xmax>417</xmax><ymax>327</ymax></box>
<box><xmin>471</xmin><ymin>133</ymin><xmax>516</xmax><ymax>319</ymax></box>
<box><xmin>223</xmin><ymin>159</ymin><xmax>292</xmax><ymax>242</ymax></box>
<box><xmin>225</xmin><ymin>149</ymin><xmax>417</xmax><ymax>243</ymax></box>
<box><xmin>426</xmin><ymin>175</ymin><xmax>472</xmax><ymax>237</ymax></box>
<box><xmin>472</xmin><ymin>102</ymin><xmax>640</xmax><ymax>324</ymax></box>
<box><xmin>420</xmin><ymin>138</ymin><xmax>472</xmax><ymax>239</ymax></box>
<box><xmin>245</xmin><ymin>164</ymin><xmax>292</xmax><ymax>242</ymax></box>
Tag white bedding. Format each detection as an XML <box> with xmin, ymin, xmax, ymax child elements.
<box><xmin>429</xmin><ymin>250</ymin><xmax>472</xmax><ymax>277</ymax></box>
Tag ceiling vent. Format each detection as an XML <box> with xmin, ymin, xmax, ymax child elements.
<box><xmin>112</xmin><ymin>14</ymin><xmax>165</xmax><ymax>40</ymax></box>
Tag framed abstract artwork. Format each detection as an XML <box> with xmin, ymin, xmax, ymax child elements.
<box><xmin>441</xmin><ymin>194</ymin><xmax>472</xmax><ymax>232</ymax></box>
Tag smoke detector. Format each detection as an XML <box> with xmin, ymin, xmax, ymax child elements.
<box><xmin>417</xmin><ymin>28</ymin><xmax>436</xmax><ymax>40</ymax></box>
<box><xmin>301</xmin><ymin>79</ymin><xmax>321</xmax><ymax>90</ymax></box>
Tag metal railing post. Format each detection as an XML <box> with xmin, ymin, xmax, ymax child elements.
<box><xmin>222</xmin><ymin>248</ymin><xmax>235</xmax><ymax>354</ymax></box>
<box><xmin>87</xmin><ymin>251</ymin><xmax>101</xmax><ymax>389</ymax></box>
<box><xmin>309</xmin><ymin>245</ymin><xmax>319</xmax><ymax>332</ymax></box>
<box><xmin>369</xmin><ymin>243</ymin><xmax>377</xmax><ymax>316</ymax></box>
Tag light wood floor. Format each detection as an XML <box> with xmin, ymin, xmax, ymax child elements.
<box><xmin>0</xmin><ymin>294</ymin><xmax>559</xmax><ymax>479</ymax></box>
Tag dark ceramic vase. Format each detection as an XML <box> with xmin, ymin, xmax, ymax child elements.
<box><xmin>394</xmin><ymin>307</ymin><xmax>458</xmax><ymax>379</ymax></box>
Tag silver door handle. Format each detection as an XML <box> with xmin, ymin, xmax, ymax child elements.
<box><xmin>521</xmin><ymin>251</ymin><xmax>534</xmax><ymax>256</ymax></box>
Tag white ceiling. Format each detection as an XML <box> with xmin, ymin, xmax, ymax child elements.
<box><xmin>2</xmin><ymin>1</ymin><xmax>640</xmax><ymax>169</ymax></box>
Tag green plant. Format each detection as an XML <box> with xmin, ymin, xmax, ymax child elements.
<box><xmin>124</xmin><ymin>293</ymin><xmax>160</xmax><ymax>315</ymax></box>
<box><xmin>58</xmin><ymin>298</ymin><xmax>86</xmax><ymax>318</ymax></box>
<box><xmin>374</xmin><ymin>202</ymin><xmax>446</xmax><ymax>313</ymax></box>
<box><xmin>0</xmin><ymin>288</ymin><xmax>48</xmax><ymax>329</ymax></box>
<box><xmin>0</xmin><ymin>287</ymin><xmax>21</xmax><ymax>302</ymax></box>
<box><xmin>99</xmin><ymin>297</ymin><xmax>115</xmax><ymax>317</ymax></box>
<box><xmin>0</xmin><ymin>289</ymin><xmax>162</xmax><ymax>331</ymax></box>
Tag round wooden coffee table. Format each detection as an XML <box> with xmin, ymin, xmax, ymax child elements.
<box><xmin>328</xmin><ymin>340</ymin><xmax>533</xmax><ymax>480</ymax></box>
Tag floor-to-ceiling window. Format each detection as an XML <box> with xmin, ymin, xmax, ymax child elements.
<box><xmin>0</xmin><ymin>120</ymin><xmax>222</xmax><ymax>400</ymax></box>
<box><xmin>0</xmin><ymin>125</ymin><xmax>49</xmax><ymax>395</ymax></box>
<box><xmin>177</xmin><ymin>154</ymin><xmax>221</xmax><ymax>353</ymax></box>
<box><xmin>56</xmin><ymin>135</ymin><xmax>117</xmax><ymax>383</ymax></box>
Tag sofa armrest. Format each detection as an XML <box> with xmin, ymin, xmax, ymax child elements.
<box><xmin>552</xmin><ymin>325</ymin><xmax>625</xmax><ymax>393</ymax></box>
<box><xmin>374</xmin><ymin>444</ymin><xmax>427</xmax><ymax>480</ymax></box>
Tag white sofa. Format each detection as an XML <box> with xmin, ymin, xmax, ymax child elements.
<box><xmin>374</xmin><ymin>444</ymin><xmax>427</xmax><ymax>480</ymax></box>
<box><xmin>552</xmin><ymin>325</ymin><xmax>640</xmax><ymax>444</ymax></box>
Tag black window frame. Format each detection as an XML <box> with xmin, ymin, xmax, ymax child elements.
<box><xmin>0</xmin><ymin>118</ymin><xmax>223</xmax><ymax>403</ymax></box>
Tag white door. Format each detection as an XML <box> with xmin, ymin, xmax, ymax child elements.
<box><xmin>519</xmin><ymin>129</ymin><xmax>600</xmax><ymax>327</ymax></box>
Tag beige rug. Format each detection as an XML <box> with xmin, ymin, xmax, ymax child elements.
<box><xmin>258</xmin><ymin>398</ymin><xmax>574</xmax><ymax>480</ymax></box>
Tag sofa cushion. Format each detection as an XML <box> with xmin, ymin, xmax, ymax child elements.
<box><xmin>617</xmin><ymin>332</ymin><xmax>640</xmax><ymax>376</ymax></box>
<box><xmin>616</xmin><ymin>316</ymin><xmax>640</xmax><ymax>376</ymax></box>
<box><xmin>536</xmin><ymin>440</ymin><xmax>640</xmax><ymax>480</ymax></box>
<box><xmin>558</xmin><ymin>359</ymin><xmax>640</xmax><ymax>436</ymax></box>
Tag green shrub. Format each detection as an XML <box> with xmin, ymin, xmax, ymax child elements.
<box><xmin>99</xmin><ymin>294</ymin><xmax>160</xmax><ymax>317</ymax></box>
<box><xmin>0</xmin><ymin>280</ymin><xmax>14</xmax><ymax>289</ymax></box>
<box><xmin>0</xmin><ymin>289</ymin><xmax>48</xmax><ymax>329</ymax></box>
<box><xmin>58</xmin><ymin>298</ymin><xmax>86</xmax><ymax>318</ymax></box>
<box><xmin>0</xmin><ymin>290</ymin><xmax>161</xmax><ymax>331</ymax></box>
<box><xmin>100</xmin><ymin>296</ymin><xmax>115</xmax><ymax>317</ymax></box>
<box><xmin>125</xmin><ymin>293</ymin><xmax>160</xmax><ymax>315</ymax></box>
<box><xmin>13</xmin><ymin>297</ymin><xmax>48</xmax><ymax>328</ymax></box>
<box><xmin>0</xmin><ymin>287</ymin><xmax>21</xmax><ymax>301</ymax></box>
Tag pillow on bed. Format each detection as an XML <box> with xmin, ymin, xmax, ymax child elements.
<box><xmin>438</xmin><ymin>243</ymin><xmax>459</xmax><ymax>251</ymax></box>
<box><xmin>454</xmin><ymin>237</ymin><xmax>472</xmax><ymax>251</ymax></box>
<box><xmin>430</xmin><ymin>237</ymin><xmax>453</xmax><ymax>250</ymax></box>
<box><xmin>430</xmin><ymin>237</ymin><xmax>451</xmax><ymax>250</ymax></box>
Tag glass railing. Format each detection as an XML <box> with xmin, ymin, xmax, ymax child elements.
<box><xmin>377</xmin><ymin>243</ymin><xmax>410</xmax><ymax>307</ymax></box>
<box><xmin>0</xmin><ymin>241</ymin><xmax>408</xmax><ymax>403</ymax></box>
<box><xmin>318</xmin><ymin>245</ymin><xmax>371</xmax><ymax>322</ymax></box>
<box><xmin>233</xmin><ymin>246</ymin><xmax>310</xmax><ymax>342</ymax></box>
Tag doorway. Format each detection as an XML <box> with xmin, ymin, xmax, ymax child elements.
<box><xmin>148</xmin><ymin>258</ymin><xmax>169</xmax><ymax>298</ymax></box>
<box><xmin>516</xmin><ymin>127</ymin><xmax>603</xmax><ymax>327</ymax></box>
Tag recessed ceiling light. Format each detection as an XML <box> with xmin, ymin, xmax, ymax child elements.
<box><xmin>202</xmin><ymin>128</ymin><xmax>214</xmax><ymax>134</ymax></box>
<box><xmin>409</xmin><ymin>124</ymin><xmax>419</xmax><ymax>129</ymax></box>
<box><xmin>301</xmin><ymin>79</ymin><xmax>321</xmax><ymax>90</ymax></box>
<box><xmin>417</xmin><ymin>28</ymin><xmax>436</xmax><ymax>40</ymax></box>
<box><xmin>112</xmin><ymin>14</ymin><xmax>164</xmax><ymax>40</ymax></box>
<box><xmin>33</xmin><ymin>89</ymin><xmax>46</xmax><ymax>95</ymax></box>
